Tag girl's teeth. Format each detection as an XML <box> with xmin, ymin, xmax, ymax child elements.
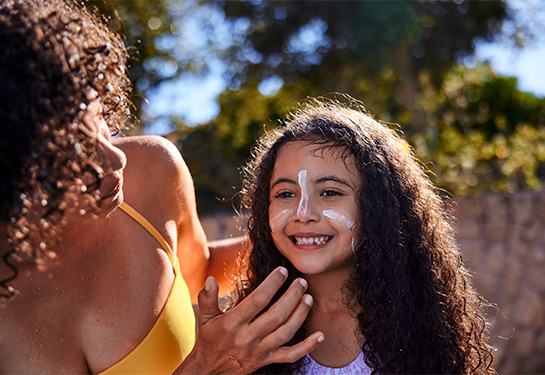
<box><xmin>295</xmin><ymin>236</ymin><xmax>328</xmax><ymax>245</ymax></box>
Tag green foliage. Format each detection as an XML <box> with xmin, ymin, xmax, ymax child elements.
<box><xmin>211</xmin><ymin>0</ymin><xmax>524</xmax><ymax>141</ymax></box>
<box><xmin>184</xmin><ymin>0</ymin><xmax>545</xmax><ymax>213</ymax></box>
<box><xmin>219</xmin><ymin>0</ymin><xmax>510</xmax><ymax>85</ymax></box>
<box><xmin>416</xmin><ymin>64</ymin><xmax>545</xmax><ymax>195</ymax></box>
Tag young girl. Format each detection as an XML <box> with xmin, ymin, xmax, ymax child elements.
<box><xmin>236</xmin><ymin>98</ymin><xmax>496</xmax><ymax>374</ymax></box>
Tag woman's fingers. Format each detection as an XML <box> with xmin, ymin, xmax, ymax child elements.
<box><xmin>232</xmin><ymin>267</ymin><xmax>289</xmax><ymax>323</ymax></box>
<box><xmin>197</xmin><ymin>276</ymin><xmax>222</xmax><ymax>325</ymax></box>
<box><xmin>248</xmin><ymin>277</ymin><xmax>309</xmax><ymax>339</ymax></box>
<box><xmin>259</xmin><ymin>293</ymin><xmax>314</xmax><ymax>350</ymax></box>
<box><xmin>184</xmin><ymin>267</ymin><xmax>322</xmax><ymax>374</ymax></box>
<box><xmin>266</xmin><ymin>331</ymin><xmax>325</xmax><ymax>365</ymax></box>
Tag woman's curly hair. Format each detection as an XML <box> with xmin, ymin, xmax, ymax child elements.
<box><xmin>237</xmin><ymin>97</ymin><xmax>495</xmax><ymax>374</ymax></box>
<box><xmin>0</xmin><ymin>0</ymin><xmax>131</xmax><ymax>297</ymax></box>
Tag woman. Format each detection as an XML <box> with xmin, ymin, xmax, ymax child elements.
<box><xmin>0</xmin><ymin>1</ymin><xmax>321</xmax><ymax>373</ymax></box>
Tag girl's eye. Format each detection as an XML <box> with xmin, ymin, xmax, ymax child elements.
<box><xmin>274</xmin><ymin>190</ymin><xmax>295</xmax><ymax>199</ymax></box>
<box><xmin>322</xmin><ymin>189</ymin><xmax>342</xmax><ymax>197</ymax></box>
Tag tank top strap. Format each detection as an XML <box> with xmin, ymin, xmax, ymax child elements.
<box><xmin>118</xmin><ymin>201</ymin><xmax>177</xmax><ymax>270</ymax></box>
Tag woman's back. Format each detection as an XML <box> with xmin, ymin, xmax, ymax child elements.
<box><xmin>0</xmin><ymin>137</ymin><xmax>197</xmax><ymax>373</ymax></box>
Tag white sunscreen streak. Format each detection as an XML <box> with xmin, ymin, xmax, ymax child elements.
<box><xmin>270</xmin><ymin>209</ymin><xmax>294</xmax><ymax>233</ymax></box>
<box><xmin>297</xmin><ymin>170</ymin><xmax>308</xmax><ymax>219</ymax></box>
<box><xmin>322</xmin><ymin>209</ymin><xmax>355</xmax><ymax>230</ymax></box>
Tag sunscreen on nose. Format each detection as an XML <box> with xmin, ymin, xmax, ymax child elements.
<box><xmin>297</xmin><ymin>170</ymin><xmax>308</xmax><ymax>219</ymax></box>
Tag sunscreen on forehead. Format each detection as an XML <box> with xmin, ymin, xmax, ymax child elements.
<box><xmin>297</xmin><ymin>170</ymin><xmax>308</xmax><ymax>219</ymax></box>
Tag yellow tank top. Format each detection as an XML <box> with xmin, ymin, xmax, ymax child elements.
<box><xmin>99</xmin><ymin>202</ymin><xmax>196</xmax><ymax>374</ymax></box>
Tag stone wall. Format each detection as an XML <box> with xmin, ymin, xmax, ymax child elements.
<box><xmin>455</xmin><ymin>190</ymin><xmax>545</xmax><ymax>374</ymax></box>
<box><xmin>201</xmin><ymin>189</ymin><xmax>545</xmax><ymax>374</ymax></box>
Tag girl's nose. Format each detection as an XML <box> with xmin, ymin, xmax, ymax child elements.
<box><xmin>295</xmin><ymin>195</ymin><xmax>320</xmax><ymax>223</ymax></box>
<box><xmin>295</xmin><ymin>170</ymin><xmax>318</xmax><ymax>223</ymax></box>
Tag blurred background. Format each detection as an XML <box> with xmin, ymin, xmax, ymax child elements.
<box><xmin>86</xmin><ymin>0</ymin><xmax>545</xmax><ymax>215</ymax></box>
<box><xmin>87</xmin><ymin>0</ymin><xmax>545</xmax><ymax>372</ymax></box>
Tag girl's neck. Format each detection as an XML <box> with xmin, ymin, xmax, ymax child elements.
<box><xmin>305</xmin><ymin>268</ymin><xmax>358</xmax><ymax>313</ymax></box>
<box><xmin>304</xmin><ymin>269</ymin><xmax>364</xmax><ymax>367</ymax></box>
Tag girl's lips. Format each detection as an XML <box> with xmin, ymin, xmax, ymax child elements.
<box><xmin>289</xmin><ymin>234</ymin><xmax>333</xmax><ymax>247</ymax></box>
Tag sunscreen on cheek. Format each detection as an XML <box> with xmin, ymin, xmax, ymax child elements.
<box><xmin>322</xmin><ymin>209</ymin><xmax>356</xmax><ymax>230</ymax></box>
<box><xmin>270</xmin><ymin>208</ymin><xmax>295</xmax><ymax>232</ymax></box>
<box><xmin>324</xmin><ymin>209</ymin><xmax>358</xmax><ymax>255</ymax></box>
<box><xmin>297</xmin><ymin>170</ymin><xmax>308</xmax><ymax>218</ymax></box>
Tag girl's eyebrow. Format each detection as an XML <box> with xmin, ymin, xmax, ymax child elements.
<box><xmin>270</xmin><ymin>175</ymin><xmax>355</xmax><ymax>190</ymax></box>
<box><xmin>316</xmin><ymin>176</ymin><xmax>355</xmax><ymax>189</ymax></box>
<box><xmin>270</xmin><ymin>177</ymin><xmax>297</xmax><ymax>189</ymax></box>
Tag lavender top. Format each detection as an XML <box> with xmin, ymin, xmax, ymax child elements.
<box><xmin>301</xmin><ymin>352</ymin><xmax>373</xmax><ymax>375</ymax></box>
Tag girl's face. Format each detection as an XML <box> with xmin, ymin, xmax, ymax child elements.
<box><xmin>268</xmin><ymin>140</ymin><xmax>361</xmax><ymax>277</ymax></box>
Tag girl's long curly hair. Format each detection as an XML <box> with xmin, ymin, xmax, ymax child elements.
<box><xmin>238</xmin><ymin>97</ymin><xmax>495</xmax><ymax>374</ymax></box>
<box><xmin>0</xmin><ymin>0</ymin><xmax>131</xmax><ymax>297</ymax></box>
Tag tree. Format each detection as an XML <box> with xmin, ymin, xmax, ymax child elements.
<box><xmin>86</xmin><ymin>0</ymin><xmax>545</xmax><ymax>213</ymax></box>
<box><xmin>215</xmin><ymin>1</ymin><xmax>518</xmax><ymax>133</ymax></box>
<box><xmin>420</xmin><ymin>63</ymin><xmax>545</xmax><ymax>195</ymax></box>
<box><xmin>175</xmin><ymin>0</ymin><xmax>545</xmax><ymax>212</ymax></box>
<box><xmin>84</xmin><ymin>0</ymin><xmax>232</xmax><ymax>133</ymax></box>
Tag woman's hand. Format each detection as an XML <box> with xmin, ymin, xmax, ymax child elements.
<box><xmin>176</xmin><ymin>267</ymin><xmax>323</xmax><ymax>374</ymax></box>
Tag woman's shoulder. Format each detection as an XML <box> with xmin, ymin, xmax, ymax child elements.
<box><xmin>113</xmin><ymin>135</ymin><xmax>191</xmax><ymax>202</ymax></box>
<box><xmin>112</xmin><ymin>135</ymin><xmax>200</xmax><ymax>241</ymax></box>
<box><xmin>113</xmin><ymin>135</ymin><xmax>184</xmax><ymax>171</ymax></box>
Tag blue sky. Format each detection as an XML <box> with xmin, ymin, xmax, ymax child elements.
<box><xmin>476</xmin><ymin>42</ymin><xmax>545</xmax><ymax>97</ymax></box>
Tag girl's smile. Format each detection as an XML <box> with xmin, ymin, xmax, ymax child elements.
<box><xmin>268</xmin><ymin>140</ymin><xmax>361</xmax><ymax>277</ymax></box>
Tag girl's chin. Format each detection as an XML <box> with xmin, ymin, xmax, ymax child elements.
<box><xmin>290</xmin><ymin>263</ymin><xmax>326</xmax><ymax>276</ymax></box>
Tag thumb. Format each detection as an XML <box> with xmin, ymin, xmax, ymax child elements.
<box><xmin>197</xmin><ymin>276</ymin><xmax>222</xmax><ymax>326</ymax></box>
